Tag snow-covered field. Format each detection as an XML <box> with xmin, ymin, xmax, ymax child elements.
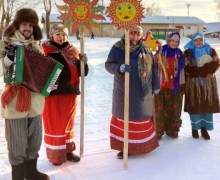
<box><xmin>0</xmin><ymin>36</ymin><xmax>220</xmax><ymax>180</ymax></box>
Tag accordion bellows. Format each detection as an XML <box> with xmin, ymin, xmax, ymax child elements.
<box><xmin>4</xmin><ymin>46</ymin><xmax>64</xmax><ymax>96</ymax></box>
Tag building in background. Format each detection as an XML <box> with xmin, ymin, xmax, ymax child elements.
<box><xmin>41</xmin><ymin>14</ymin><xmax>205</xmax><ymax>39</ymax></box>
<box><xmin>203</xmin><ymin>22</ymin><xmax>220</xmax><ymax>38</ymax></box>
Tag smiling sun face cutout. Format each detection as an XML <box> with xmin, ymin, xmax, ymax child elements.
<box><xmin>108</xmin><ymin>0</ymin><xmax>144</xmax><ymax>30</ymax></box>
<box><xmin>115</xmin><ymin>2</ymin><xmax>136</xmax><ymax>22</ymax></box>
<box><xmin>72</xmin><ymin>3</ymin><xmax>91</xmax><ymax>22</ymax></box>
<box><xmin>58</xmin><ymin>0</ymin><xmax>105</xmax><ymax>35</ymax></box>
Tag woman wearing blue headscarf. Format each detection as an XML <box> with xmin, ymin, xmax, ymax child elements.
<box><xmin>184</xmin><ymin>32</ymin><xmax>220</xmax><ymax>140</ymax></box>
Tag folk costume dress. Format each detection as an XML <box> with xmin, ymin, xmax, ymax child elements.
<box><xmin>184</xmin><ymin>33</ymin><xmax>220</xmax><ymax>131</ymax></box>
<box><xmin>42</xmin><ymin>40</ymin><xmax>88</xmax><ymax>164</ymax></box>
<box><xmin>105</xmin><ymin>38</ymin><xmax>159</xmax><ymax>155</ymax></box>
<box><xmin>154</xmin><ymin>40</ymin><xmax>185</xmax><ymax>139</ymax></box>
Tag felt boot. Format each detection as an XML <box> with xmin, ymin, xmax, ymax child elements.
<box><xmin>24</xmin><ymin>159</ymin><xmax>49</xmax><ymax>180</ymax></box>
<box><xmin>12</xmin><ymin>163</ymin><xmax>25</xmax><ymax>180</ymax></box>
<box><xmin>117</xmin><ymin>151</ymin><xmax>123</xmax><ymax>159</ymax></box>
<box><xmin>52</xmin><ymin>162</ymin><xmax>62</xmax><ymax>166</ymax></box>
<box><xmin>117</xmin><ymin>151</ymin><xmax>131</xmax><ymax>159</ymax></box>
<box><xmin>66</xmin><ymin>153</ymin><xmax>80</xmax><ymax>162</ymax></box>
<box><xmin>201</xmin><ymin>127</ymin><xmax>210</xmax><ymax>140</ymax></box>
<box><xmin>192</xmin><ymin>129</ymin><xmax>199</xmax><ymax>139</ymax></box>
<box><xmin>166</xmin><ymin>132</ymin><xmax>178</xmax><ymax>138</ymax></box>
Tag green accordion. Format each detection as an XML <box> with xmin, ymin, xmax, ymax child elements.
<box><xmin>4</xmin><ymin>45</ymin><xmax>64</xmax><ymax>96</ymax></box>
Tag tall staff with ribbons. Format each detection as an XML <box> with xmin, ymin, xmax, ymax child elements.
<box><xmin>107</xmin><ymin>0</ymin><xmax>144</xmax><ymax>169</ymax></box>
<box><xmin>57</xmin><ymin>0</ymin><xmax>105</xmax><ymax>157</ymax></box>
<box><xmin>142</xmin><ymin>31</ymin><xmax>164</xmax><ymax>131</ymax></box>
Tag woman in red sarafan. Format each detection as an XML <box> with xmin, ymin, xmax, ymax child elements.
<box><xmin>105</xmin><ymin>26</ymin><xmax>160</xmax><ymax>159</ymax></box>
<box><xmin>42</xmin><ymin>23</ymin><xmax>89</xmax><ymax>166</ymax></box>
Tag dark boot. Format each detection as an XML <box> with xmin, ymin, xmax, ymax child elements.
<box><xmin>24</xmin><ymin>159</ymin><xmax>49</xmax><ymax>180</ymax></box>
<box><xmin>66</xmin><ymin>153</ymin><xmax>80</xmax><ymax>162</ymax></box>
<box><xmin>192</xmin><ymin>129</ymin><xmax>199</xmax><ymax>139</ymax></box>
<box><xmin>12</xmin><ymin>163</ymin><xmax>25</xmax><ymax>180</ymax></box>
<box><xmin>117</xmin><ymin>151</ymin><xmax>131</xmax><ymax>159</ymax></box>
<box><xmin>157</xmin><ymin>135</ymin><xmax>162</xmax><ymax>140</ymax></box>
<box><xmin>201</xmin><ymin>127</ymin><xmax>210</xmax><ymax>140</ymax></box>
<box><xmin>166</xmin><ymin>132</ymin><xmax>178</xmax><ymax>138</ymax></box>
<box><xmin>117</xmin><ymin>151</ymin><xmax>123</xmax><ymax>159</ymax></box>
<box><xmin>52</xmin><ymin>162</ymin><xmax>62</xmax><ymax>166</ymax></box>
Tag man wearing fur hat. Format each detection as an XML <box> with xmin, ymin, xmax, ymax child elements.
<box><xmin>0</xmin><ymin>8</ymin><xmax>49</xmax><ymax>180</ymax></box>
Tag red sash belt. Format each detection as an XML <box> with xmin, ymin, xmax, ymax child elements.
<box><xmin>1</xmin><ymin>84</ymin><xmax>31</xmax><ymax>112</ymax></box>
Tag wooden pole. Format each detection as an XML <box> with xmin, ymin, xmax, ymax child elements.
<box><xmin>153</xmin><ymin>96</ymin><xmax>156</xmax><ymax>131</ymax></box>
<box><xmin>79</xmin><ymin>25</ymin><xmax>85</xmax><ymax>157</ymax></box>
<box><xmin>123</xmin><ymin>30</ymin><xmax>130</xmax><ymax>169</ymax></box>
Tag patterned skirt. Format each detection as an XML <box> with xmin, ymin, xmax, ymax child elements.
<box><xmin>154</xmin><ymin>88</ymin><xmax>183</xmax><ymax>137</ymax></box>
<box><xmin>110</xmin><ymin>116</ymin><xmax>159</xmax><ymax>155</ymax></box>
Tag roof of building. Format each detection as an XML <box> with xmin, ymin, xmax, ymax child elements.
<box><xmin>99</xmin><ymin>15</ymin><xmax>205</xmax><ymax>25</ymax></box>
<box><xmin>204</xmin><ymin>22</ymin><xmax>220</xmax><ymax>34</ymax></box>
<box><xmin>141</xmin><ymin>16</ymin><xmax>205</xmax><ymax>24</ymax></box>
<box><xmin>43</xmin><ymin>13</ymin><xmax>205</xmax><ymax>25</ymax></box>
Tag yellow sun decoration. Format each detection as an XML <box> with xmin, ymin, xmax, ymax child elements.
<box><xmin>58</xmin><ymin>0</ymin><xmax>105</xmax><ymax>35</ymax></box>
<box><xmin>107</xmin><ymin>0</ymin><xmax>144</xmax><ymax>30</ymax></box>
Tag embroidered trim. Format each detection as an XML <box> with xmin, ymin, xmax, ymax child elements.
<box><xmin>110</xmin><ymin>131</ymin><xmax>156</xmax><ymax>143</ymax></box>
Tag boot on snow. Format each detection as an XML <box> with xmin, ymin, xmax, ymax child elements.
<box><xmin>12</xmin><ymin>163</ymin><xmax>25</xmax><ymax>180</ymax></box>
<box><xmin>201</xmin><ymin>127</ymin><xmax>210</xmax><ymax>140</ymax></box>
<box><xmin>24</xmin><ymin>159</ymin><xmax>49</xmax><ymax>180</ymax></box>
<box><xmin>192</xmin><ymin>129</ymin><xmax>199</xmax><ymax>139</ymax></box>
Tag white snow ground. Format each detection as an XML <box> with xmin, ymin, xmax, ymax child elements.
<box><xmin>0</xmin><ymin>36</ymin><xmax>220</xmax><ymax>180</ymax></box>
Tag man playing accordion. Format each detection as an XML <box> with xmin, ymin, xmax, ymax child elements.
<box><xmin>0</xmin><ymin>8</ymin><xmax>49</xmax><ymax>180</ymax></box>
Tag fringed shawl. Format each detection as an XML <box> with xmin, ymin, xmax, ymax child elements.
<box><xmin>162</xmin><ymin>44</ymin><xmax>184</xmax><ymax>92</ymax></box>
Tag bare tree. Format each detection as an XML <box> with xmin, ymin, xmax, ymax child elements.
<box><xmin>144</xmin><ymin>3</ymin><xmax>161</xmax><ymax>16</ymax></box>
<box><xmin>43</xmin><ymin>0</ymin><xmax>51</xmax><ymax>39</ymax></box>
<box><xmin>215</xmin><ymin>0</ymin><xmax>220</xmax><ymax>21</ymax></box>
<box><xmin>0</xmin><ymin>0</ymin><xmax>15</xmax><ymax>39</ymax></box>
<box><xmin>0</xmin><ymin>0</ymin><xmax>42</xmax><ymax>39</ymax></box>
<box><xmin>0</xmin><ymin>0</ymin><xmax>4</xmax><ymax>39</ymax></box>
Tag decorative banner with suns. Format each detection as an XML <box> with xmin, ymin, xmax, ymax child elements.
<box><xmin>57</xmin><ymin>0</ymin><xmax>105</xmax><ymax>35</ymax></box>
<box><xmin>107</xmin><ymin>0</ymin><xmax>144</xmax><ymax>30</ymax></box>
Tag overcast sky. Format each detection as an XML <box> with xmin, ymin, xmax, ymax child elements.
<box><xmin>100</xmin><ymin>0</ymin><xmax>218</xmax><ymax>23</ymax></box>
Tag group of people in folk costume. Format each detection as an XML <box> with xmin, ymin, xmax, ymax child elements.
<box><xmin>106</xmin><ymin>27</ymin><xmax>220</xmax><ymax>157</ymax></box>
<box><xmin>0</xmin><ymin>7</ymin><xmax>219</xmax><ymax>180</ymax></box>
<box><xmin>0</xmin><ymin>8</ymin><xmax>88</xmax><ymax>180</ymax></box>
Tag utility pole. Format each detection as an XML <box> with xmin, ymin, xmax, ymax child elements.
<box><xmin>101</xmin><ymin>0</ymin><xmax>104</xmax><ymax>37</ymax></box>
<box><xmin>186</xmin><ymin>3</ymin><xmax>191</xmax><ymax>16</ymax></box>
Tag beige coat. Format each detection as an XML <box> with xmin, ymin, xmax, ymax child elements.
<box><xmin>0</xmin><ymin>30</ymin><xmax>44</xmax><ymax>119</ymax></box>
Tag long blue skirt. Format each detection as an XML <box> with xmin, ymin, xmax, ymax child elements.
<box><xmin>190</xmin><ymin>113</ymin><xmax>213</xmax><ymax>130</ymax></box>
